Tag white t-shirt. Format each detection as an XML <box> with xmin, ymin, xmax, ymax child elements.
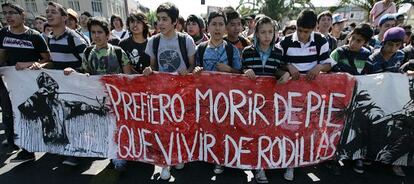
<box><xmin>111</xmin><ymin>29</ymin><xmax>129</xmax><ymax>40</ymax></box>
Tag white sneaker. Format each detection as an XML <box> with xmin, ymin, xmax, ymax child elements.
<box><xmin>392</xmin><ymin>165</ymin><xmax>405</xmax><ymax>177</ymax></box>
<box><xmin>284</xmin><ymin>168</ymin><xmax>294</xmax><ymax>181</ymax></box>
<box><xmin>255</xmin><ymin>169</ymin><xmax>269</xmax><ymax>183</ymax></box>
<box><xmin>213</xmin><ymin>165</ymin><xmax>224</xmax><ymax>174</ymax></box>
<box><xmin>160</xmin><ymin>167</ymin><xmax>171</xmax><ymax>180</ymax></box>
<box><xmin>175</xmin><ymin>163</ymin><xmax>185</xmax><ymax>170</ymax></box>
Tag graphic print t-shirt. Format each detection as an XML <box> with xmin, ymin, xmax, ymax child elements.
<box><xmin>0</xmin><ymin>27</ymin><xmax>49</xmax><ymax>66</ymax></box>
<box><xmin>145</xmin><ymin>33</ymin><xmax>196</xmax><ymax>72</ymax></box>
<box><xmin>119</xmin><ymin>37</ymin><xmax>150</xmax><ymax>73</ymax></box>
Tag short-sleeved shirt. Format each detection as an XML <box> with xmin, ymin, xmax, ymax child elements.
<box><xmin>0</xmin><ymin>27</ymin><xmax>49</xmax><ymax>66</ymax></box>
<box><xmin>111</xmin><ymin>29</ymin><xmax>129</xmax><ymax>40</ymax></box>
<box><xmin>278</xmin><ymin>31</ymin><xmax>336</xmax><ymax>72</ymax></box>
<box><xmin>330</xmin><ymin>46</ymin><xmax>373</xmax><ymax>75</ymax></box>
<box><xmin>145</xmin><ymin>32</ymin><xmax>196</xmax><ymax>72</ymax></box>
<box><xmin>370</xmin><ymin>1</ymin><xmax>397</xmax><ymax>26</ymax></box>
<box><xmin>81</xmin><ymin>44</ymin><xmax>130</xmax><ymax>75</ymax></box>
<box><xmin>195</xmin><ymin>41</ymin><xmax>241</xmax><ymax>71</ymax></box>
<box><xmin>119</xmin><ymin>37</ymin><xmax>150</xmax><ymax>73</ymax></box>
<box><xmin>370</xmin><ymin>49</ymin><xmax>405</xmax><ymax>73</ymax></box>
<box><xmin>48</xmin><ymin>28</ymin><xmax>88</xmax><ymax>70</ymax></box>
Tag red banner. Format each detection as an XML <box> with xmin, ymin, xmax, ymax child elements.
<box><xmin>101</xmin><ymin>72</ymin><xmax>356</xmax><ymax>169</ymax></box>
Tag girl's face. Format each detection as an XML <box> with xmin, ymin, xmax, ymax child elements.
<box><xmin>186</xmin><ymin>21</ymin><xmax>200</xmax><ymax>36</ymax></box>
<box><xmin>257</xmin><ymin>23</ymin><xmax>274</xmax><ymax>47</ymax></box>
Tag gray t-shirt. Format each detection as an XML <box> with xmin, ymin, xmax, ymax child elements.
<box><xmin>145</xmin><ymin>33</ymin><xmax>196</xmax><ymax>72</ymax></box>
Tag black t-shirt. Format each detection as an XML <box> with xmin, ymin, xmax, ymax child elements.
<box><xmin>118</xmin><ymin>37</ymin><xmax>150</xmax><ymax>73</ymax></box>
<box><xmin>0</xmin><ymin>27</ymin><xmax>49</xmax><ymax>66</ymax></box>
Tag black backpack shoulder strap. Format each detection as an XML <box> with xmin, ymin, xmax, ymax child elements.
<box><xmin>177</xmin><ymin>32</ymin><xmax>189</xmax><ymax>68</ymax></box>
<box><xmin>197</xmin><ymin>41</ymin><xmax>208</xmax><ymax>67</ymax></box>
<box><xmin>83</xmin><ymin>46</ymin><xmax>94</xmax><ymax>63</ymax></box>
<box><xmin>224</xmin><ymin>41</ymin><xmax>234</xmax><ymax>67</ymax></box>
<box><xmin>120</xmin><ymin>31</ymin><xmax>127</xmax><ymax>39</ymax></box>
<box><xmin>113</xmin><ymin>46</ymin><xmax>124</xmax><ymax>73</ymax></box>
<box><xmin>67</xmin><ymin>32</ymin><xmax>82</xmax><ymax>62</ymax></box>
<box><xmin>152</xmin><ymin>34</ymin><xmax>161</xmax><ymax>71</ymax></box>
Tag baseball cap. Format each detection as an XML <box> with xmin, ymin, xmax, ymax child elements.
<box><xmin>332</xmin><ymin>14</ymin><xmax>347</xmax><ymax>24</ymax></box>
<box><xmin>378</xmin><ymin>13</ymin><xmax>396</xmax><ymax>26</ymax></box>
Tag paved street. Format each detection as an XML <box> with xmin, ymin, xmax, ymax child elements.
<box><xmin>0</xmin><ymin>113</ymin><xmax>413</xmax><ymax>184</ymax></box>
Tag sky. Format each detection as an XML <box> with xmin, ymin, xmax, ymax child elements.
<box><xmin>138</xmin><ymin>0</ymin><xmax>341</xmax><ymax>18</ymax></box>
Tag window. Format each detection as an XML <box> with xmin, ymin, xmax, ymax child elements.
<box><xmin>68</xmin><ymin>0</ymin><xmax>80</xmax><ymax>11</ymax></box>
<box><xmin>92</xmin><ymin>0</ymin><xmax>103</xmax><ymax>13</ymax></box>
<box><xmin>25</xmin><ymin>0</ymin><xmax>37</xmax><ymax>13</ymax></box>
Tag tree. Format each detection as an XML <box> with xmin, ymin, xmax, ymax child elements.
<box><xmin>339</xmin><ymin>0</ymin><xmax>410</xmax><ymax>18</ymax></box>
<box><xmin>146</xmin><ymin>10</ymin><xmax>157</xmax><ymax>28</ymax></box>
<box><xmin>259</xmin><ymin>0</ymin><xmax>314</xmax><ymax>21</ymax></box>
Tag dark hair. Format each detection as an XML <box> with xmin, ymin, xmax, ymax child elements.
<box><xmin>126</xmin><ymin>12</ymin><xmax>150</xmax><ymax>37</ymax></box>
<box><xmin>88</xmin><ymin>17</ymin><xmax>110</xmax><ymax>35</ymax></box>
<box><xmin>411</xmin><ymin>34</ymin><xmax>414</xmax><ymax>45</ymax></box>
<box><xmin>110</xmin><ymin>14</ymin><xmax>123</xmax><ymax>30</ymax></box>
<box><xmin>178</xmin><ymin>15</ymin><xmax>185</xmax><ymax>26</ymax></box>
<box><xmin>349</xmin><ymin>22</ymin><xmax>356</xmax><ymax>28</ymax></box>
<box><xmin>317</xmin><ymin>11</ymin><xmax>332</xmax><ymax>23</ymax></box>
<box><xmin>156</xmin><ymin>2</ymin><xmax>179</xmax><ymax>23</ymax></box>
<box><xmin>350</xmin><ymin>23</ymin><xmax>374</xmax><ymax>42</ymax></box>
<box><xmin>1</xmin><ymin>2</ymin><xmax>24</xmax><ymax>14</ymax></box>
<box><xmin>47</xmin><ymin>2</ymin><xmax>67</xmax><ymax>16</ymax></box>
<box><xmin>43</xmin><ymin>23</ymin><xmax>51</xmax><ymax>31</ymax></box>
<box><xmin>207</xmin><ymin>11</ymin><xmax>227</xmax><ymax>26</ymax></box>
<box><xmin>224</xmin><ymin>9</ymin><xmax>241</xmax><ymax>25</ymax></box>
<box><xmin>81</xmin><ymin>11</ymin><xmax>92</xmax><ymax>17</ymax></box>
<box><xmin>297</xmin><ymin>9</ymin><xmax>317</xmax><ymax>29</ymax></box>
<box><xmin>282</xmin><ymin>24</ymin><xmax>296</xmax><ymax>36</ymax></box>
<box><xmin>35</xmin><ymin>15</ymin><xmax>47</xmax><ymax>22</ymax></box>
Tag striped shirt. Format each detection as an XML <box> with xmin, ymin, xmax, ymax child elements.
<box><xmin>242</xmin><ymin>45</ymin><xmax>284</xmax><ymax>76</ymax></box>
<box><xmin>48</xmin><ymin>28</ymin><xmax>88</xmax><ymax>69</ymax></box>
<box><xmin>278</xmin><ymin>31</ymin><xmax>336</xmax><ymax>72</ymax></box>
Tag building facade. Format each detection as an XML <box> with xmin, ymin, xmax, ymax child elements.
<box><xmin>0</xmin><ymin>0</ymin><xmax>138</xmax><ymax>25</ymax></box>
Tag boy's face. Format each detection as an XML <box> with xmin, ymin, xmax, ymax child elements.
<box><xmin>2</xmin><ymin>6</ymin><xmax>24</xmax><ymax>27</ymax></box>
<box><xmin>156</xmin><ymin>12</ymin><xmax>176</xmax><ymax>34</ymax></box>
<box><xmin>208</xmin><ymin>16</ymin><xmax>226</xmax><ymax>40</ymax></box>
<box><xmin>90</xmin><ymin>25</ymin><xmax>109</xmax><ymax>47</ymax></box>
<box><xmin>380</xmin><ymin>20</ymin><xmax>396</xmax><ymax>34</ymax></box>
<box><xmin>66</xmin><ymin>16</ymin><xmax>77</xmax><ymax>30</ymax></box>
<box><xmin>226</xmin><ymin>18</ymin><xmax>242</xmax><ymax>37</ymax></box>
<box><xmin>113</xmin><ymin>18</ymin><xmax>122</xmax><ymax>29</ymax></box>
<box><xmin>186</xmin><ymin>21</ymin><xmax>200</xmax><ymax>36</ymax></box>
<box><xmin>80</xmin><ymin>15</ymin><xmax>89</xmax><ymax>27</ymax></box>
<box><xmin>35</xmin><ymin>19</ymin><xmax>45</xmax><ymax>31</ymax></box>
<box><xmin>46</xmin><ymin>5</ymin><xmax>66</xmax><ymax>26</ymax></box>
<box><xmin>332</xmin><ymin>22</ymin><xmax>344</xmax><ymax>32</ymax></box>
<box><xmin>348</xmin><ymin>33</ymin><xmax>366</xmax><ymax>52</ymax></box>
<box><xmin>383</xmin><ymin>41</ymin><xmax>402</xmax><ymax>55</ymax></box>
<box><xmin>297</xmin><ymin>27</ymin><xmax>313</xmax><ymax>43</ymax></box>
<box><xmin>128</xmin><ymin>19</ymin><xmax>144</xmax><ymax>35</ymax></box>
<box><xmin>256</xmin><ymin>23</ymin><xmax>274</xmax><ymax>47</ymax></box>
<box><xmin>318</xmin><ymin>16</ymin><xmax>332</xmax><ymax>32</ymax></box>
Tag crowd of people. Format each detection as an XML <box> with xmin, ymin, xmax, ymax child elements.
<box><xmin>0</xmin><ymin>0</ymin><xmax>413</xmax><ymax>183</ymax></box>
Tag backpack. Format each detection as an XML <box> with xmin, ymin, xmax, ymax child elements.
<box><xmin>84</xmin><ymin>45</ymin><xmax>124</xmax><ymax>73</ymax></box>
<box><xmin>120</xmin><ymin>31</ymin><xmax>127</xmax><ymax>39</ymax></box>
<box><xmin>152</xmin><ymin>32</ymin><xmax>189</xmax><ymax>71</ymax></box>
<box><xmin>196</xmin><ymin>41</ymin><xmax>234</xmax><ymax>68</ymax></box>
<box><xmin>47</xmin><ymin>30</ymin><xmax>89</xmax><ymax>63</ymax></box>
